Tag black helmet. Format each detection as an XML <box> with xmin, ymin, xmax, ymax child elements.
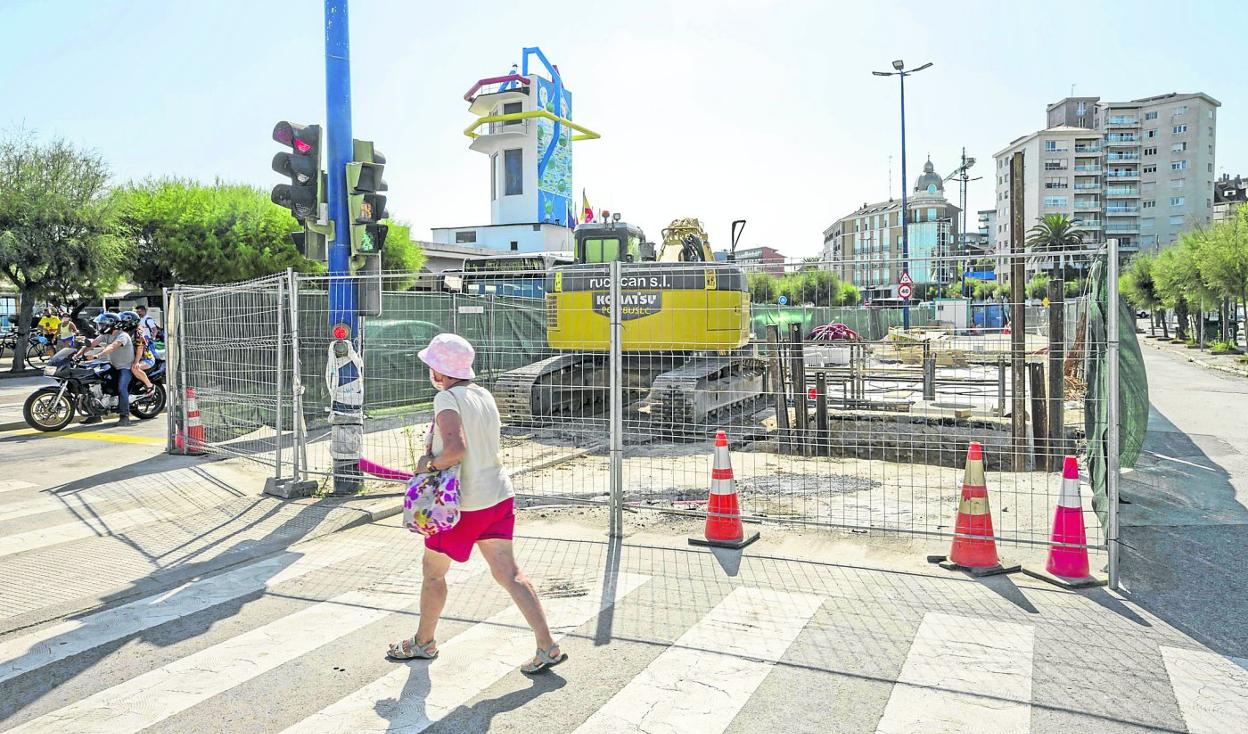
<box><xmin>93</xmin><ymin>312</ymin><xmax>119</xmax><ymax>334</ymax></box>
<box><xmin>117</xmin><ymin>311</ymin><xmax>141</xmax><ymax>331</ymax></box>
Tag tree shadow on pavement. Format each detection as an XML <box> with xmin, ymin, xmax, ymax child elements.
<box><xmin>1120</xmin><ymin>406</ymin><xmax>1248</xmax><ymax>658</ymax></box>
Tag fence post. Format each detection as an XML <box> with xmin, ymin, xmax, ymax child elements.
<box><xmin>288</xmin><ymin>269</ymin><xmax>307</xmax><ymax>482</ymax></box>
<box><xmin>921</xmin><ymin>340</ymin><xmax>935</xmax><ymax>401</ymax></box>
<box><xmin>766</xmin><ymin>325</ymin><xmax>789</xmax><ymax>443</ymax></box>
<box><xmin>274</xmin><ymin>276</ymin><xmax>285</xmax><ymax>481</ymax></box>
<box><xmin>177</xmin><ymin>286</ymin><xmax>190</xmax><ymax>456</ymax></box>
<box><xmin>789</xmin><ymin>323</ymin><xmax>808</xmax><ymax>451</ymax></box>
<box><xmin>1107</xmin><ymin>239</ymin><xmax>1122</xmax><ymax>590</ymax></box>
<box><xmin>608</xmin><ymin>260</ymin><xmax>623</xmax><ymax>538</ymax></box>
<box><xmin>1048</xmin><ymin>279</ymin><xmax>1066</xmax><ymax>470</ymax></box>
<box><xmin>163</xmin><ymin>286</ymin><xmax>175</xmax><ymax>454</ymax></box>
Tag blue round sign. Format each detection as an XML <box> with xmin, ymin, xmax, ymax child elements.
<box><xmin>778</xmin><ymin>295</ymin><xmax>788</xmax><ymax>305</ymax></box>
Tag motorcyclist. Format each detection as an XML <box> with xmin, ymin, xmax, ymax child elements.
<box><xmin>119</xmin><ymin>311</ymin><xmax>156</xmax><ymax>396</ymax></box>
<box><xmin>74</xmin><ymin>313</ymin><xmax>118</xmax><ymax>360</ymax></box>
<box><xmin>95</xmin><ymin>312</ymin><xmax>137</xmax><ymax>427</ymax></box>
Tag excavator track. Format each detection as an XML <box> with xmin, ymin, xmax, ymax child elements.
<box><xmin>639</xmin><ymin>355</ymin><xmax>767</xmax><ymax>437</ymax></box>
<box><xmin>494</xmin><ymin>353</ymin><xmax>609</xmax><ymax>426</ymax></box>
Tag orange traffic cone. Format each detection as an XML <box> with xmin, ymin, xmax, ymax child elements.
<box><xmin>178</xmin><ymin>387</ymin><xmax>206</xmax><ymax>456</ymax></box>
<box><xmin>1023</xmin><ymin>456</ymin><xmax>1107</xmax><ymax>588</ymax></box>
<box><xmin>930</xmin><ymin>442</ymin><xmax>1019</xmax><ymax>576</ymax></box>
<box><xmin>689</xmin><ymin>430</ymin><xmax>759</xmax><ymax>550</ymax></box>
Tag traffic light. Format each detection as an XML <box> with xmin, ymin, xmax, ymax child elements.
<box><xmin>346</xmin><ymin>139</ymin><xmax>389</xmax><ymax>258</ymax></box>
<box><xmin>271</xmin><ymin>121</ymin><xmax>322</xmax><ymax>222</ymax></box>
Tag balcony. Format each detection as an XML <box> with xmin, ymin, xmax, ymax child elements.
<box><xmin>1078</xmin><ymin>219</ymin><xmax>1103</xmax><ymax>229</ymax></box>
<box><xmin>1074</xmin><ymin>145</ymin><xmax>1102</xmax><ymax>155</ymax></box>
<box><xmin>1073</xmin><ymin>199</ymin><xmax>1100</xmax><ymax>209</ymax></box>
<box><xmin>1074</xmin><ymin>165</ymin><xmax>1102</xmax><ymax>173</ymax></box>
<box><xmin>1105</xmin><ymin>223</ymin><xmax>1140</xmax><ymax>233</ymax></box>
<box><xmin>1073</xmin><ymin>182</ymin><xmax>1101</xmax><ymax>191</ymax></box>
<box><xmin>1106</xmin><ymin>206</ymin><xmax>1141</xmax><ymax>215</ymax></box>
<box><xmin>1106</xmin><ymin>169</ymin><xmax>1140</xmax><ymax>180</ymax></box>
<box><xmin>1105</xmin><ymin>186</ymin><xmax>1139</xmax><ymax>197</ymax></box>
<box><xmin>1106</xmin><ymin>152</ymin><xmax>1141</xmax><ymax>161</ymax></box>
<box><xmin>1105</xmin><ymin>134</ymin><xmax>1139</xmax><ymax>145</ymax></box>
<box><xmin>1107</xmin><ymin>117</ymin><xmax>1140</xmax><ymax>127</ymax></box>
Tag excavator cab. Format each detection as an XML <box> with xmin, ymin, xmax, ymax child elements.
<box><xmin>574</xmin><ymin>222</ymin><xmax>652</xmax><ymax>263</ymax></box>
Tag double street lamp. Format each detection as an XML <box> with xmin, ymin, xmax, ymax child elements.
<box><xmin>873</xmin><ymin>59</ymin><xmax>933</xmax><ymax>329</ymax></box>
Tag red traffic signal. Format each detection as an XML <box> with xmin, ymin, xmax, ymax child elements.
<box><xmin>272</xmin><ymin>121</ymin><xmax>322</xmax><ymax>223</ymax></box>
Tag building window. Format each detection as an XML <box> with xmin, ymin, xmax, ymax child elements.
<box><xmin>1143</xmin><ymin>147</ymin><xmax>1157</xmax><ymax>156</ymax></box>
<box><xmin>1208</xmin><ymin>162</ymin><xmax>1214</xmax><ymax>173</ymax></box>
<box><xmin>455</xmin><ymin>230</ymin><xmax>477</xmax><ymax>244</ymax></box>
<box><xmin>1174</xmin><ymin>105</ymin><xmax>1188</xmax><ymax>116</ymax></box>
<box><xmin>1170</xmin><ymin>178</ymin><xmax>1185</xmax><ymax>189</ymax></box>
<box><xmin>1144</xmin><ymin>111</ymin><xmax>1158</xmax><ymax>120</ymax></box>
<box><xmin>1173</xmin><ymin>124</ymin><xmax>1188</xmax><ymax>134</ymax></box>
<box><xmin>1170</xmin><ymin>196</ymin><xmax>1185</xmax><ymax>207</ymax></box>
<box><xmin>1044</xmin><ymin>140</ymin><xmax>1058</xmax><ymax>151</ymax></box>
<box><xmin>1171</xmin><ymin>160</ymin><xmax>1188</xmax><ymax>171</ymax></box>
<box><xmin>504</xmin><ymin>148</ymin><xmax>523</xmax><ymax>195</ymax></box>
<box><xmin>510</xmin><ymin>241</ymin><xmax>519</xmax><ymax>251</ymax></box>
<box><xmin>1044</xmin><ymin>160</ymin><xmax>1066</xmax><ymax>170</ymax></box>
<box><xmin>1143</xmin><ymin>200</ymin><xmax>1156</xmax><ymax>209</ymax></box>
<box><xmin>1043</xmin><ymin>196</ymin><xmax>1068</xmax><ymax>208</ymax></box>
<box><xmin>1146</xmin><ymin>129</ymin><xmax>1157</xmax><ymax>139</ymax></box>
<box><xmin>927</xmin><ymin>208</ymin><xmax>937</xmax><ymax>221</ymax></box>
<box><xmin>1045</xmin><ymin>177</ymin><xmax>1068</xmax><ymax>189</ymax></box>
<box><xmin>1143</xmin><ymin>164</ymin><xmax>1157</xmax><ymax>174</ymax></box>
<box><xmin>1172</xmin><ymin>142</ymin><xmax>1187</xmax><ymax>153</ymax></box>
<box><xmin>1169</xmin><ymin>215</ymin><xmax>1184</xmax><ymax>225</ymax></box>
<box><xmin>490</xmin><ymin>154</ymin><xmax>497</xmax><ymax>200</ymax></box>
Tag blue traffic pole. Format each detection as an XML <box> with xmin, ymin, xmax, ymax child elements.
<box><xmin>325</xmin><ymin>0</ymin><xmax>355</xmax><ymax>332</ymax></box>
<box><xmin>325</xmin><ymin>0</ymin><xmax>360</xmax><ymax>494</ymax></box>
<box><xmin>899</xmin><ymin>70</ymin><xmax>910</xmax><ymax>330</ymax></box>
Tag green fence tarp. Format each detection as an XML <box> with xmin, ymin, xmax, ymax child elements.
<box><xmin>1085</xmin><ymin>258</ymin><xmax>1149</xmax><ymax>530</ymax></box>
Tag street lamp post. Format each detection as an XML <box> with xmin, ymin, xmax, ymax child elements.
<box><xmin>873</xmin><ymin>60</ymin><xmax>932</xmax><ymax>330</ymax></box>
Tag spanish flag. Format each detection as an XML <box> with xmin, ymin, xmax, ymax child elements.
<box><xmin>582</xmin><ymin>189</ymin><xmax>593</xmax><ymax>223</ymax></box>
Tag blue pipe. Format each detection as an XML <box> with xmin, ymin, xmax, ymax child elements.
<box><xmin>522</xmin><ymin>47</ymin><xmax>564</xmax><ymax>198</ymax></box>
<box><xmin>325</xmin><ymin>0</ymin><xmax>355</xmax><ymax>334</ymax></box>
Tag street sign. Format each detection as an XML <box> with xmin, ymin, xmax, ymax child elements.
<box><xmin>899</xmin><ymin>271</ymin><xmax>913</xmax><ymax>286</ymax></box>
<box><xmin>778</xmin><ymin>295</ymin><xmax>788</xmax><ymax>305</ymax></box>
<box><xmin>898</xmin><ymin>283</ymin><xmax>913</xmax><ymax>299</ymax></box>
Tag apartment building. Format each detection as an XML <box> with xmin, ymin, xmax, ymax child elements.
<box><xmin>1213</xmin><ymin>174</ymin><xmax>1246</xmax><ymax>223</ymax></box>
<box><xmin>1045</xmin><ymin>92</ymin><xmax>1220</xmax><ymax>251</ymax></box>
<box><xmin>992</xmin><ymin>126</ymin><xmax>1106</xmax><ymax>278</ymax></box>
<box><xmin>823</xmin><ymin>159</ymin><xmax>960</xmax><ymax>300</ymax></box>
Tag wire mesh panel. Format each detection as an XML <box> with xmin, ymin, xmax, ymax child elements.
<box><xmin>608</xmin><ymin>250</ymin><xmax>1120</xmax><ymax>552</ymax></box>
<box><xmin>170</xmin><ymin>274</ymin><xmax>293</xmax><ymax>471</ymax></box>
<box><xmin>294</xmin><ymin>270</ymin><xmax>610</xmax><ymax>505</ymax></box>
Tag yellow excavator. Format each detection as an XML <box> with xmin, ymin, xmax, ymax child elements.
<box><xmin>495</xmin><ymin>218</ymin><xmax>765</xmax><ymax>430</ymax></box>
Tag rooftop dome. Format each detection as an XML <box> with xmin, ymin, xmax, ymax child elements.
<box><xmin>913</xmin><ymin>157</ymin><xmax>944</xmax><ymax>196</ymax></box>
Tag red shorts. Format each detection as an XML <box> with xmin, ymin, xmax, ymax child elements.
<box><xmin>424</xmin><ymin>497</ymin><xmax>515</xmax><ymax>562</ymax></box>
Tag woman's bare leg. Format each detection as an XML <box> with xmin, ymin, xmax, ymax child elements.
<box><xmin>415</xmin><ymin>548</ymin><xmax>453</xmax><ymax>650</ymax></box>
<box><xmin>477</xmin><ymin>539</ymin><xmax>557</xmax><ymax>658</ymax></box>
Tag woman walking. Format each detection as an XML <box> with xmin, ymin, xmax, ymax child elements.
<box><xmin>387</xmin><ymin>333</ymin><xmax>565</xmax><ymax>674</ymax></box>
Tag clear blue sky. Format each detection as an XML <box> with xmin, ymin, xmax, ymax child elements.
<box><xmin>3</xmin><ymin>0</ymin><xmax>1243</xmax><ymax>257</ymax></box>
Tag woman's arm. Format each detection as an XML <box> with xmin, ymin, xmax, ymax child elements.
<box><xmin>419</xmin><ymin>409</ymin><xmax>465</xmax><ymax>473</ymax></box>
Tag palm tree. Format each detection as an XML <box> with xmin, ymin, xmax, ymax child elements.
<box><xmin>1026</xmin><ymin>214</ymin><xmax>1085</xmax><ymax>282</ymax></box>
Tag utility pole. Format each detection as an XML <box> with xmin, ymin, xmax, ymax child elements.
<box><xmin>325</xmin><ymin>0</ymin><xmax>361</xmax><ymax>494</ymax></box>
<box><xmin>873</xmin><ymin>60</ymin><xmax>932</xmax><ymax>330</ymax></box>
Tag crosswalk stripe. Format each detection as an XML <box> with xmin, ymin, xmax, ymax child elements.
<box><xmin>0</xmin><ymin>479</ymin><xmax>37</xmax><ymax>494</ymax></box>
<box><xmin>0</xmin><ymin>535</ymin><xmax>385</xmax><ymax>685</ymax></box>
<box><xmin>1160</xmin><ymin>645</ymin><xmax>1248</xmax><ymax>734</ymax></box>
<box><xmin>6</xmin><ymin>557</ymin><xmax>488</xmax><ymax>733</ymax></box>
<box><xmin>0</xmin><ymin>506</ymin><xmax>182</xmax><ymax>558</ymax></box>
<box><xmin>573</xmin><ymin>586</ymin><xmax>823</xmax><ymax>734</ymax></box>
<box><xmin>284</xmin><ymin>572</ymin><xmax>652</xmax><ymax>734</ymax></box>
<box><xmin>875</xmin><ymin>612</ymin><xmax>1035</xmax><ymax>734</ymax></box>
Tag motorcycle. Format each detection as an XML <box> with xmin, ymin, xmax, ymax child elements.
<box><xmin>23</xmin><ymin>346</ymin><xmax>167</xmax><ymax>432</ymax></box>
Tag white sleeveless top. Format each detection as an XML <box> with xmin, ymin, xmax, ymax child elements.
<box><xmin>429</xmin><ymin>384</ymin><xmax>514</xmax><ymax>511</ymax></box>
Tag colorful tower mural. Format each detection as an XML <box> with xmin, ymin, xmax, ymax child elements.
<box><xmin>431</xmin><ymin>47</ymin><xmax>599</xmax><ymax>253</ymax></box>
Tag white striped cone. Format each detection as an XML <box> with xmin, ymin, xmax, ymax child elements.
<box><xmin>184</xmin><ymin>387</ymin><xmax>206</xmax><ymax>454</ymax></box>
<box><xmin>695</xmin><ymin>429</ymin><xmax>758</xmax><ymax>548</ymax></box>
<box><xmin>710</xmin><ymin>431</ymin><xmax>735</xmax><ymax>496</ymax></box>
<box><xmin>1045</xmin><ymin>456</ymin><xmax>1091</xmax><ymax>579</ymax></box>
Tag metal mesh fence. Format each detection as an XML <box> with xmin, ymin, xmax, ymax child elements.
<box><xmin>168</xmin><ymin>273</ymin><xmax>297</xmax><ymax>475</ymax></box>
<box><xmin>169</xmin><ymin>247</ymin><xmax>1128</xmax><ymax>559</ymax></box>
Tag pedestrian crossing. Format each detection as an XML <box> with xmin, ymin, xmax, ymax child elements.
<box><xmin>1</xmin><ymin>531</ymin><xmax>1246</xmax><ymax>734</ymax></box>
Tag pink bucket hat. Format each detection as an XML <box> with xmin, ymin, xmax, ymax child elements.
<box><xmin>418</xmin><ymin>333</ymin><xmax>476</xmax><ymax>380</ymax></box>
